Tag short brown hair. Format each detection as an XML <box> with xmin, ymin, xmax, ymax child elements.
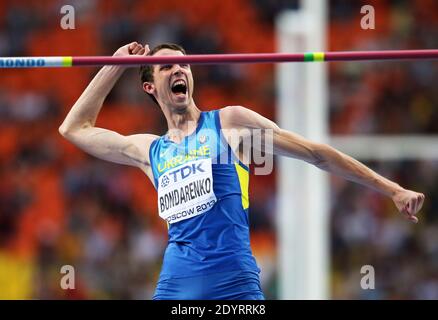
<box><xmin>139</xmin><ymin>43</ymin><xmax>187</xmax><ymax>106</ymax></box>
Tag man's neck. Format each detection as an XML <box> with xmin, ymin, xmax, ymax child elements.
<box><xmin>163</xmin><ymin>102</ymin><xmax>201</xmax><ymax>143</ymax></box>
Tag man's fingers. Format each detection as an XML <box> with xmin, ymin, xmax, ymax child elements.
<box><xmin>128</xmin><ymin>42</ymin><xmax>144</xmax><ymax>54</ymax></box>
<box><xmin>114</xmin><ymin>42</ymin><xmax>147</xmax><ymax>57</ymax></box>
<box><xmin>131</xmin><ymin>44</ymin><xmax>144</xmax><ymax>55</ymax></box>
<box><xmin>418</xmin><ymin>194</ymin><xmax>425</xmax><ymax>211</ymax></box>
<box><xmin>128</xmin><ymin>42</ymin><xmax>138</xmax><ymax>50</ymax></box>
<box><xmin>402</xmin><ymin>206</ymin><xmax>410</xmax><ymax>218</ymax></box>
<box><xmin>408</xmin><ymin>198</ymin><xmax>417</xmax><ymax>215</ymax></box>
<box><xmin>132</xmin><ymin>47</ymin><xmax>141</xmax><ymax>54</ymax></box>
<box><xmin>411</xmin><ymin>193</ymin><xmax>425</xmax><ymax>223</ymax></box>
<box><xmin>401</xmin><ymin>205</ymin><xmax>416</xmax><ymax>223</ymax></box>
<box><xmin>409</xmin><ymin>193</ymin><xmax>425</xmax><ymax>215</ymax></box>
<box><xmin>394</xmin><ymin>191</ymin><xmax>424</xmax><ymax>224</ymax></box>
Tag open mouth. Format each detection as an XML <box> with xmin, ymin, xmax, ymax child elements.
<box><xmin>171</xmin><ymin>79</ymin><xmax>187</xmax><ymax>97</ymax></box>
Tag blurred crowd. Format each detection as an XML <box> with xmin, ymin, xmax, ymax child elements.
<box><xmin>0</xmin><ymin>0</ymin><xmax>437</xmax><ymax>299</ymax></box>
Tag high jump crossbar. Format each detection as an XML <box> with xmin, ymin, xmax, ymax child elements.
<box><xmin>1</xmin><ymin>49</ymin><xmax>438</xmax><ymax>68</ymax></box>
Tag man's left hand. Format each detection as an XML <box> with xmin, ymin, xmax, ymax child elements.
<box><xmin>392</xmin><ymin>189</ymin><xmax>425</xmax><ymax>223</ymax></box>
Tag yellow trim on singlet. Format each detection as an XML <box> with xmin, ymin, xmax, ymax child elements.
<box><xmin>234</xmin><ymin>162</ymin><xmax>249</xmax><ymax>210</ymax></box>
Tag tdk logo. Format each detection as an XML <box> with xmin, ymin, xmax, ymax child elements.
<box><xmin>168</xmin><ymin>162</ymin><xmax>205</xmax><ymax>183</ymax></box>
<box><xmin>160</xmin><ymin>175</ymin><xmax>170</xmax><ymax>188</ymax></box>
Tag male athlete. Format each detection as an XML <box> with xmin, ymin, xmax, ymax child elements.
<box><xmin>59</xmin><ymin>42</ymin><xmax>425</xmax><ymax>300</ymax></box>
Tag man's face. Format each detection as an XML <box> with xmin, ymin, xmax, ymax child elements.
<box><xmin>145</xmin><ymin>49</ymin><xmax>194</xmax><ymax>111</ymax></box>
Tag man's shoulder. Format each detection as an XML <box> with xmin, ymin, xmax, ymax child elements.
<box><xmin>218</xmin><ymin>105</ymin><xmax>251</xmax><ymax>129</ymax></box>
<box><xmin>218</xmin><ymin>105</ymin><xmax>245</xmax><ymax>112</ymax></box>
<box><xmin>218</xmin><ymin>105</ymin><xmax>250</xmax><ymax>116</ymax></box>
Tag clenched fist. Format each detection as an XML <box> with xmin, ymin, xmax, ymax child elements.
<box><xmin>392</xmin><ymin>189</ymin><xmax>425</xmax><ymax>223</ymax></box>
<box><xmin>113</xmin><ymin>42</ymin><xmax>150</xmax><ymax>57</ymax></box>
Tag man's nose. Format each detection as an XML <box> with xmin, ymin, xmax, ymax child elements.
<box><xmin>172</xmin><ymin>65</ymin><xmax>184</xmax><ymax>75</ymax></box>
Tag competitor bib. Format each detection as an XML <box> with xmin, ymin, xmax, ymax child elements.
<box><xmin>157</xmin><ymin>158</ymin><xmax>217</xmax><ymax>224</ymax></box>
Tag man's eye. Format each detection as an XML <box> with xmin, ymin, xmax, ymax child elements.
<box><xmin>181</xmin><ymin>64</ymin><xmax>189</xmax><ymax>68</ymax></box>
<box><xmin>161</xmin><ymin>65</ymin><xmax>172</xmax><ymax>70</ymax></box>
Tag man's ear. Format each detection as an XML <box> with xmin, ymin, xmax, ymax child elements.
<box><xmin>143</xmin><ymin>82</ymin><xmax>155</xmax><ymax>94</ymax></box>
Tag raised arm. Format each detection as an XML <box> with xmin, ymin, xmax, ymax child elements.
<box><xmin>59</xmin><ymin>42</ymin><xmax>157</xmax><ymax>179</ymax></box>
<box><xmin>220</xmin><ymin>105</ymin><xmax>425</xmax><ymax>223</ymax></box>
